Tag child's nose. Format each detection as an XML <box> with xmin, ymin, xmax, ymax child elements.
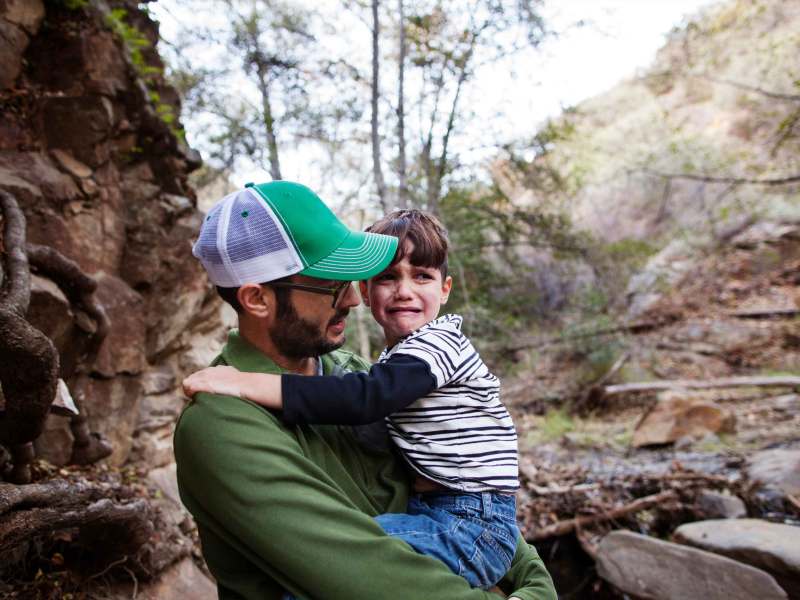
<box><xmin>395</xmin><ymin>277</ymin><xmax>413</xmax><ymax>297</ymax></box>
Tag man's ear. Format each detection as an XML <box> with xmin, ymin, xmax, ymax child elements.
<box><xmin>238</xmin><ymin>283</ymin><xmax>273</xmax><ymax>318</ymax></box>
<box><xmin>440</xmin><ymin>275</ymin><xmax>453</xmax><ymax>305</ymax></box>
<box><xmin>358</xmin><ymin>280</ymin><xmax>370</xmax><ymax>306</ymax></box>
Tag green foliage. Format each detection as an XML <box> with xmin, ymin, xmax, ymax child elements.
<box><xmin>438</xmin><ymin>183</ymin><xmax>584</xmax><ymax>346</ymax></box>
<box><xmin>105</xmin><ymin>9</ymin><xmax>152</xmax><ymax>75</ymax></box>
<box><xmin>104</xmin><ymin>9</ymin><xmax>184</xmax><ymax>140</ymax></box>
<box><xmin>603</xmin><ymin>238</ymin><xmax>658</xmax><ymax>268</ymax></box>
<box><xmin>62</xmin><ymin>0</ymin><xmax>89</xmax><ymax>9</ymax></box>
<box><xmin>538</xmin><ymin>408</ymin><xmax>574</xmax><ymax>441</ymax></box>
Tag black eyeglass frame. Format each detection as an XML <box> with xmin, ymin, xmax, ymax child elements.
<box><xmin>267</xmin><ymin>280</ymin><xmax>352</xmax><ymax>308</ymax></box>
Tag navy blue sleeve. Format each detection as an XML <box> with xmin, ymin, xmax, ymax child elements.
<box><xmin>281</xmin><ymin>354</ymin><xmax>437</xmax><ymax>426</ymax></box>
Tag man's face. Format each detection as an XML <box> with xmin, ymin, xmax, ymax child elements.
<box><xmin>268</xmin><ymin>275</ymin><xmax>361</xmax><ymax>360</ymax></box>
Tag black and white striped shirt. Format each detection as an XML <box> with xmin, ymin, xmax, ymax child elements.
<box><xmin>380</xmin><ymin>314</ymin><xmax>518</xmax><ymax>493</ymax></box>
<box><xmin>280</xmin><ymin>314</ymin><xmax>519</xmax><ymax>493</ymax></box>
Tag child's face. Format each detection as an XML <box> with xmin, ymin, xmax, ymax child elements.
<box><xmin>360</xmin><ymin>241</ymin><xmax>452</xmax><ymax>348</ymax></box>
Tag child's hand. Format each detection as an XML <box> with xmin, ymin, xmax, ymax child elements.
<box><xmin>182</xmin><ymin>366</ymin><xmax>249</xmax><ymax>400</ymax></box>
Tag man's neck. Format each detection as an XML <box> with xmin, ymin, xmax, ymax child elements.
<box><xmin>239</xmin><ymin>326</ymin><xmax>318</xmax><ymax>375</ymax></box>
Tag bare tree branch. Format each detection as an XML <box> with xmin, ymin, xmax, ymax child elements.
<box><xmin>371</xmin><ymin>0</ymin><xmax>387</xmax><ymax>209</ymax></box>
<box><xmin>637</xmin><ymin>168</ymin><xmax>800</xmax><ymax>187</ymax></box>
<box><xmin>396</xmin><ymin>0</ymin><xmax>408</xmax><ymax>209</ymax></box>
<box><xmin>693</xmin><ymin>73</ymin><xmax>800</xmax><ymax>102</ymax></box>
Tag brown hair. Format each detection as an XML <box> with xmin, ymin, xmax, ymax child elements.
<box><xmin>366</xmin><ymin>210</ymin><xmax>449</xmax><ymax>278</ymax></box>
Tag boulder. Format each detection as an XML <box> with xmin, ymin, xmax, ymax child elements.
<box><xmin>148</xmin><ymin>463</ymin><xmax>181</xmax><ymax>506</ymax></box>
<box><xmin>0</xmin><ymin>151</ymin><xmax>81</xmax><ymax>203</ymax></box>
<box><xmin>26</xmin><ymin>274</ymin><xmax>74</xmax><ymax>352</ymax></box>
<box><xmin>2</xmin><ymin>0</ymin><xmax>45</xmax><ymax>34</ymax></box>
<box><xmin>92</xmin><ymin>272</ymin><xmax>147</xmax><ymax>377</ymax></box>
<box><xmin>82</xmin><ymin>30</ymin><xmax>129</xmax><ymax>96</ymax></box>
<box><xmin>674</xmin><ymin>519</ymin><xmax>800</xmax><ymax>598</ymax></box>
<box><xmin>42</xmin><ymin>96</ymin><xmax>114</xmax><ymax>166</ymax></box>
<box><xmin>51</xmin><ymin>149</ymin><xmax>92</xmax><ymax>179</ymax></box>
<box><xmin>632</xmin><ymin>391</ymin><xmax>736</xmax><ymax>447</ymax></box>
<box><xmin>33</xmin><ymin>413</ymin><xmax>73</xmax><ymax>467</ymax></box>
<box><xmin>109</xmin><ymin>557</ymin><xmax>216</xmax><ymax>600</ymax></box>
<box><xmin>83</xmin><ymin>375</ymin><xmax>143</xmax><ymax>466</ymax></box>
<box><xmin>746</xmin><ymin>448</ymin><xmax>800</xmax><ymax>498</ymax></box>
<box><xmin>141</xmin><ymin>365</ymin><xmax>177</xmax><ymax>396</ymax></box>
<box><xmin>596</xmin><ymin>530</ymin><xmax>787</xmax><ymax>600</ymax></box>
<box><xmin>0</xmin><ymin>20</ymin><xmax>28</xmax><ymax>90</ymax></box>
<box><xmin>697</xmin><ymin>490</ymin><xmax>747</xmax><ymax>519</ymax></box>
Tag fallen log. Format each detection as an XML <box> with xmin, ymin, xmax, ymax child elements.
<box><xmin>529</xmin><ymin>490</ymin><xmax>679</xmax><ymax>541</ymax></box>
<box><xmin>603</xmin><ymin>375</ymin><xmax>800</xmax><ymax>397</ymax></box>
<box><xmin>725</xmin><ymin>307</ymin><xmax>800</xmax><ymax>319</ymax></box>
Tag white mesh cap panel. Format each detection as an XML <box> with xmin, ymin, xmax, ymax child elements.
<box><xmin>193</xmin><ymin>189</ymin><xmax>303</xmax><ymax>287</ymax></box>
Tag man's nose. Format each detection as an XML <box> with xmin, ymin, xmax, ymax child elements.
<box><xmin>339</xmin><ymin>282</ymin><xmax>361</xmax><ymax>309</ymax></box>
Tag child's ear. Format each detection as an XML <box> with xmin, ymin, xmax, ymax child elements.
<box><xmin>238</xmin><ymin>283</ymin><xmax>273</xmax><ymax>318</ymax></box>
<box><xmin>440</xmin><ymin>275</ymin><xmax>453</xmax><ymax>304</ymax></box>
<box><xmin>358</xmin><ymin>280</ymin><xmax>370</xmax><ymax>306</ymax></box>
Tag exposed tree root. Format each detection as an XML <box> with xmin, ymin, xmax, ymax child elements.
<box><xmin>0</xmin><ymin>477</ymin><xmax>191</xmax><ymax>579</ymax></box>
<box><xmin>0</xmin><ymin>191</ymin><xmax>59</xmax><ymax>483</ymax></box>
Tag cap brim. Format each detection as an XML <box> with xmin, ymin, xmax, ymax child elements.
<box><xmin>301</xmin><ymin>231</ymin><xmax>398</xmax><ymax>280</ymax></box>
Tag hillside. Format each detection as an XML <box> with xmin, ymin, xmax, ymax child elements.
<box><xmin>498</xmin><ymin>2</ymin><xmax>800</xmax><ymax>597</ymax></box>
<box><xmin>499</xmin><ymin>0</ymin><xmax>799</xmax><ymax>246</ymax></box>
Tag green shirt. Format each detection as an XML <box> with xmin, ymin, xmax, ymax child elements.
<box><xmin>174</xmin><ymin>330</ymin><xmax>556</xmax><ymax>600</ymax></box>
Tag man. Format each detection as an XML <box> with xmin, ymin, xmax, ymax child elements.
<box><xmin>174</xmin><ymin>181</ymin><xmax>556</xmax><ymax>599</ymax></box>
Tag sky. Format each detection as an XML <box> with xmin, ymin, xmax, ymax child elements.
<box><xmin>151</xmin><ymin>0</ymin><xmax>723</xmax><ymax>192</ymax></box>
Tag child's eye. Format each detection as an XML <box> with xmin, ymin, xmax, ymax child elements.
<box><xmin>374</xmin><ymin>273</ymin><xmax>395</xmax><ymax>282</ymax></box>
<box><xmin>415</xmin><ymin>272</ymin><xmax>434</xmax><ymax>280</ymax></box>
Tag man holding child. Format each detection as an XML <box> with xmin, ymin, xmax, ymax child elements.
<box><xmin>175</xmin><ymin>180</ymin><xmax>556</xmax><ymax>599</ymax></box>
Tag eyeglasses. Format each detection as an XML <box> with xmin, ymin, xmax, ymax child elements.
<box><xmin>268</xmin><ymin>280</ymin><xmax>353</xmax><ymax>308</ymax></box>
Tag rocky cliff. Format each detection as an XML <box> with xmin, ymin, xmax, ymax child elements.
<box><xmin>0</xmin><ymin>0</ymin><xmax>227</xmax><ymax>593</ymax></box>
<box><xmin>0</xmin><ymin>0</ymin><xmax>224</xmax><ymax>496</ymax></box>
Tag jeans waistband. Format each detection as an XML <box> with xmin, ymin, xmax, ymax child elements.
<box><xmin>417</xmin><ymin>491</ymin><xmax>517</xmax><ymax>521</ymax></box>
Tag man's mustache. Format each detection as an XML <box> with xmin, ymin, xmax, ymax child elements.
<box><xmin>329</xmin><ymin>309</ymin><xmax>349</xmax><ymax>326</ymax></box>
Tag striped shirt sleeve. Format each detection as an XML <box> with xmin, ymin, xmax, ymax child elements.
<box><xmin>387</xmin><ymin>317</ymin><xmax>464</xmax><ymax>388</ymax></box>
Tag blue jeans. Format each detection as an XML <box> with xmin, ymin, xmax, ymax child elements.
<box><xmin>282</xmin><ymin>492</ymin><xmax>518</xmax><ymax>598</ymax></box>
<box><xmin>375</xmin><ymin>491</ymin><xmax>519</xmax><ymax>589</ymax></box>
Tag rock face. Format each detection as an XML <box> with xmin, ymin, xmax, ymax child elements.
<box><xmin>0</xmin><ymin>0</ymin><xmax>225</xmax><ymax>468</ymax></box>
<box><xmin>632</xmin><ymin>390</ymin><xmax>736</xmax><ymax>447</ymax></box>
<box><xmin>673</xmin><ymin>519</ymin><xmax>800</xmax><ymax>598</ymax></box>
<box><xmin>596</xmin><ymin>530</ymin><xmax>787</xmax><ymax>600</ymax></box>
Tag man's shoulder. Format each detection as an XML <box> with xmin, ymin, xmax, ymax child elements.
<box><xmin>175</xmin><ymin>391</ymin><xmax>286</xmax><ymax>452</ymax></box>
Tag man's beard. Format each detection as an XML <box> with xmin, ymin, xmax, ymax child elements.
<box><xmin>270</xmin><ymin>300</ymin><xmax>348</xmax><ymax>360</ymax></box>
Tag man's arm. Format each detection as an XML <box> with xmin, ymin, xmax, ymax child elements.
<box><xmin>175</xmin><ymin>393</ymin><xmax>507</xmax><ymax>600</ymax></box>
<box><xmin>498</xmin><ymin>537</ymin><xmax>558</xmax><ymax>600</ymax></box>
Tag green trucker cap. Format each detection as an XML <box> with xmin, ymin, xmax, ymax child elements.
<box><xmin>192</xmin><ymin>181</ymin><xmax>398</xmax><ymax>287</ymax></box>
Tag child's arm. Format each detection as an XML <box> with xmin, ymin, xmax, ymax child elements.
<box><xmin>281</xmin><ymin>354</ymin><xmax>436</xmax><ymax>425</ymax></box>
<box><xmin>182</xmin><ymin>355</ymin><xmax>437</xmax><ymax>425</ymax></box>
<box><xmin>182</xmin><ymin>366</ymin><xmax>283</xmax><ymax>409</ymax></box>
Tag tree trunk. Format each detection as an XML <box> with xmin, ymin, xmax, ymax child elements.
<box><xmin>396</xmin><ymin>0</ymin><xmax>408</xmax><ymax>208</ymax></box>
<box><xmin>255</xmin><ymin>60</ymin><xmax>283</xmax><ymax>181</ymax></box>
<box><xmin>371</xmin><ymin>0</ymin><xmax>387</xmax><ymax>210</ymax></box>
<box><xmin>428</xmin><ymin>42</ymin><xmax>474</xmax><ymax>214</ymax></box>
